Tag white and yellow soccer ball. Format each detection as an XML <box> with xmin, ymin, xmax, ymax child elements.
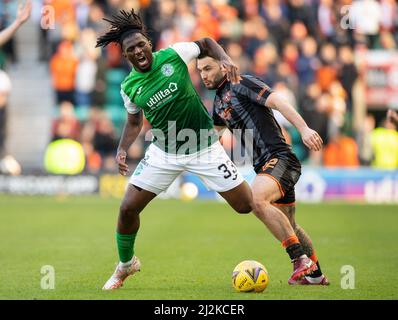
<box><xmin>232</xmin><ymin>260</ymin><xmax>269</xmax><ymax>293</ymax></box>
<box><xmin>180</xmin><ymin>182</ymin><xmax>199</xmax><ymax>201</ymax></box>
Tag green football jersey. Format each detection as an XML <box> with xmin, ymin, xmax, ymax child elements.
<box><xmin>120</xmin><ymin>45</ymin><xmax>218</xmax><ymax>154</ymax></box>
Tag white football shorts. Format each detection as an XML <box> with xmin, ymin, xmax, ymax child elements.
<box><xmin>129</xmin><ymin>141</ymin><xmax>244</xmax><ymax>195</ymax></box>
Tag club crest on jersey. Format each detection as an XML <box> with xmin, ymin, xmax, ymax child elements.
<box><xmin>161</xmin><ymin>64</ymin><xmax>174</xmax><ymax>77</ymax></box>
<box><xmin>223</xmin><ymin>91</ymin><xmax>232</xmax><ymax>103</ymax></box>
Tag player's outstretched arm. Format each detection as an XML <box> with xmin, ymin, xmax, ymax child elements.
<box><xmin>196</xmin><ymin>37</ymin><xmax>240</xmax><ymax>84</ymax></box>
<box><xmin>116</xmin><ymin>111</ymin><xmax>143</xmax><ymax>176</ymax></box>
<box><xmin>266</xmin><ymin>92</ymin><xmax>323</xmax><ymax>151</ymax></box>
<box><xmin>0</xmin><ymin>0</ymin><xmax>31</xmax><ymax>47</ymax></box>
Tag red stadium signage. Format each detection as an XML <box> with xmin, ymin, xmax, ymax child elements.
<box><xmin>362</xmin><ymin>50</ymin><xmax>398</xmax><ymax>109</ymax></box>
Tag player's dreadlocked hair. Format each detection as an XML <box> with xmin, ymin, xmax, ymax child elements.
<box><xmin>96</xmin><ymin>9</ymin><xmax>149</xmax><ymax>48</ymax></box>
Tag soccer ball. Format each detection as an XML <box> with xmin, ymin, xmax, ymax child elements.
<box><xmin>232</xmin><ymin>260</ymin><xmax>269</xmax><ymax>293</ymax></box>
<box><xmin>180</xmin><ymin>182</ymin><xmax>199</xmax><ymax>201</ymax></box>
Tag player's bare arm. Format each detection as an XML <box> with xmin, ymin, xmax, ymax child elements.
<box><xmin>116</xmin><ymin>111</ymin><xmax>143</xmax><ymax>176</ymax></box>
<box><xmin>265</xmin><ymin>92</ymin><xmax>323</xmax><ymax>151</ymax></box>
<box><xmin>196</xmin><ymin>38</ymin><xmax>240</xmax><ymax>84</ymax></box>
<box><xmin>0</xmin><ymin>0</ymin><xmax>31</xmax><ymax>47</ymax></box>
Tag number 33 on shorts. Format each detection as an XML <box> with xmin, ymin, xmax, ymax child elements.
<box><xmin>218</xmin><ymin>160</ymin><xmax>238</xmax><ymax>180</ymax></box>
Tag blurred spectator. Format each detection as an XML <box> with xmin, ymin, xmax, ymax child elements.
<box><xmin>225</xmin><ymin>41</ymin><xmax>251</xmax><ymax>74</ymax></box>
<box><xmin>243</xmin><ymin>15</ymin><xmax>272</xmax><ymax>58</ymax></box>
<box><xmin>380</xmin><ymin>0</ymin><xmax>397</xmax><ymax>32</ymax></box>
<box><xmin>50</xmin><ymin>41</ymin><xmax>79</xmax><ymax>105</ymax></box>
<box><xmin>323</xmin><ymin>131</ymin><xmax>360</xmax><ymax>167</ymax></box>
<box><xmin>300</xmin><ymin>83</ymin><xmax>329</xmax><ymax>165</ymax></box>
<box><xmin>378</xmin><ymin>31</ymin><xmax>396</xmax><ymax>50</ymax></box>
<box><xmin>387</xmin><ymin>109</ymin><xmax>398</xmax><ymax>128</ymax></box>
<box><xmin>296</xmin><ymin>37</ymin><xmax>319</xmax><ymax>90</ymax></box>
<box><xmin>318</xmin><ymin>0</ymin><xmax>336</xmax><ymax>42</ymax></box>
<box><xmin>174</xmin><ymin>0</ymin><xmax>196</xmax><ymax>41</ymax></box>
<box><xmin>52</xmin><ymin>101</ymin><xmax>81</xmax><ymax>141</ymax></box>
<box><xmin>82</xmin><ymin>141</ymin><xmax>102</xmax><ymax>174</ymax></box>
<box><xmin>154</xmin><ymin>0</ymin><xmax>176</xmax><ymax>34</ymax></box>
<box><xmin>370</xmin><ymin>118</ymin><xmax>398</xmax><ymax>169</ymax></box>
<box><xmin>0</xmin><ymin>1</ymin><xmax>31</xmax><ymax>175</ymax></box>
<box><xmin>282</xmin><ymin>41</ymin><xmax>299</xmax><ymax>74</ymax></box>
<box><xmin>75</xmin><ymin>28</ymin><xmax>100</xmax><ymax>108</ymax></box>
<box><xmin>86</xmin><ymin>1</ymin><xmax>108</xmax><ymax>34</ymax></box>
<box><xmin>76</xmin><ymin>0</ymin><xmax>94</xmax><ymax>30</ymax></box>
<box><xmin>87</xmin><ymin>111</ymin><xmax>119</xmax><ymax>171</ymax></box>
<box><xmin>75</xmin><ymin>50</ymin><xmax>98</xmax><ymax>108</ymax></box>
<box><xmin>0</xmin><ymin>0</ymin><xmax>31</xmax><ymax>47</ymax></box>
<box><xmin>218</xmin><ymin>4</ymin><xmax>243</xmax><ymax>42</ymax></box>
<box><xmin>260</xmin><ymin>0</ymin><xmax>289</xmax><ymax>52</ymax></box>
<box><xmin>238</xmin><ymin>0</ymin><xmax>258</xmax><ymax>20</ymax></box>
<box><xmin>192</xmin><ymin>2</ymin><xmax>220</xmax><ymax>41</ymax></box>
<box><xmin>43</xmin><ymin>0</ymin><xmax>77</xmax><ymax>55</ymax></box>
<box><xmin>317</xmin><ymin>42</ymin><xmax>338</xmax><ymax>92</ymax></box>
<box><xmin>275</xmin><ymin>62</ymin><xmax>298</xmax><ymax>91</ymax></box>
<box><xmin>328</xmin><ymin>81</ymin><xmax>347</xmax><ymax>137</ymax></box>
<box><xmin>253</xmin><ymin>43</ymin><xmax>278</xmax><ymax>86</ymax></box>
<box><xmin>357</xmin><ymin>114</ymin><xmax>376</xmax><ymax>166</ymax></box>
<box><xmin>287</xmin><ymin>0</ymin><xmax>317</xmax><ymax>36</ymax></box>
<box><xmin>0</xmin><ymin>70</ymin><xmax>12</xmax><ymax>159</ymax></box>
<box><xmin>338</xmin><ymin>45</ymin><xmax>358</xmax><ymax>112</ymax></box>
<box><xmin>46</xmin><ymin>0</ymin><xmax>76</xmax><ymax>24</ymax></box>
<box><xmin>289</xmin><ymin>21</ymin><xmax>308</xmax><ymax>46</ymax></box>
<box><xmin>350</xmin><ymin>0</ymin><xmax>383</xmax><ymax>48</ymax></box>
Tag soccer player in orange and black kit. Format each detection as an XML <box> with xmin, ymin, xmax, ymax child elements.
<box><xmin>197</xmin><ymin>56</ymin><xmax>329</xmax><ymax>285</ymax></box>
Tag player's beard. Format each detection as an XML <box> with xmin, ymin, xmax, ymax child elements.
<box><xmin>209</xmin><ymin>73</ymin><xmax>226</xmax><ymax>90</ymax></box>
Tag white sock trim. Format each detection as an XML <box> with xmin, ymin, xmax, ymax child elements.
<box><xmin>119</xmin><ymin>260</ymin><xmax>133</xmax><ymax>268</ymax></box>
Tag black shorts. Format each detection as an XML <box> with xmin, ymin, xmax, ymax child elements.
<box><xmin>254</xmin><ymin>153</ymin><xmax>301</xmax><ymax>205</ymax></box>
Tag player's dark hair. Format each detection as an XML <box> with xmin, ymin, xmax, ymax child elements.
<box><xmin>96</xmin><ymin>9</ymin><xmax>149</xmax><ymax>48</ymax></box>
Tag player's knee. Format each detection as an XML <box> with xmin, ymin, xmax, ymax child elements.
<box><xmin>252</xmin><ymin>197</ymin><xmax>272</xmax><ymax>213</ymax></box>
<box><xmin>235</xmin><ymin>202</ymin><xmax>252</xmax><ymax>214</ymax></box>
<box><xmin>119</xmin><ymin>203</ymin><xmax>140</xmax><ymax>218</ymax></box>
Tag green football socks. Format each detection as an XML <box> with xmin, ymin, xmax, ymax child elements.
<box><xmin>116</xmin><ymin>232</ymin><xmax>137</xmax><ymax>263</ymax></box>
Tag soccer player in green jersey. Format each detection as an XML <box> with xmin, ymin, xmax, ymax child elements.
<box><xmin>96</xmin><ymin>9</ymin><xmax>253</xmax><ymax>290</ymax></box>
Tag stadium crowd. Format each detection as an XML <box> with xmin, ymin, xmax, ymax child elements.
<box><xmin>1</xmin><ymin>0</ymin><xmax>398</xmax><ymax>173</ymax></box>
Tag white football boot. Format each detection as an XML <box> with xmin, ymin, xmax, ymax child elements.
<box><xmin>102</xmin><ymin>256</ymin><xmax>141</xmax><ymax>290</ymax></box>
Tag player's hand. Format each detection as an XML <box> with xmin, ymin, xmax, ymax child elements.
<box><xmin>300</xmin><ymin>127</ymin><xmax>323</xmax><ymax>151</ymax></box>
<box><xmin>220</xmin><ymin>58</ymin><xmax>240</xmax><ymax>85</ymax></box>
<box><xmin>115</xmin><ymin>149</ymin><xmax>130</xmax><ymax>176</ymax></box>
<box><xmin>16</xmin><ymin>0</ymin><xmax>32</xmax><ymax>26</ymax></box>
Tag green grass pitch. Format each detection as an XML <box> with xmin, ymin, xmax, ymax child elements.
<box><xmin>0</xmin><ymin>195</ymin><xmax>397</xmax><ymax>300</ymax></box>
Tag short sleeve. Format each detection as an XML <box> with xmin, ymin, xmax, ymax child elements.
<box><xmin>232</xmin><ymin>76</ymin><xmax>273</xmax><ymax>107</ymax></box>
<box><xmin>120</xmin><ymin>89</ymin><xmax>141</xmax><ymax>114</ymax></box>
<box><xmin>170</xmin><ymin>42</ymin><xmax>201</xmax><ymax>65</ymax></box>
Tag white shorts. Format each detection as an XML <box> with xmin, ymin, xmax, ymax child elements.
<box><xmin>129</xmin><ymin>141</ymin><xmax>244</xmax><ymax>195</ymax></box>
